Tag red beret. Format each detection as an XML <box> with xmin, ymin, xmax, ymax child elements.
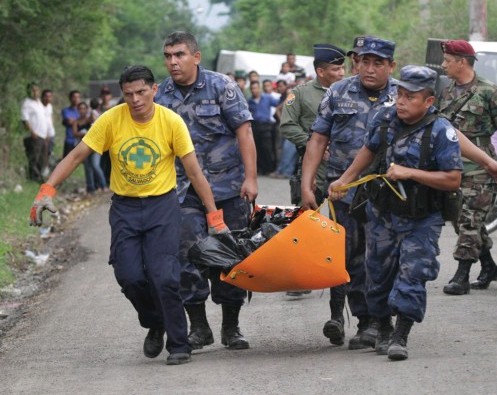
<box><xmin>441</xmin><ymin>40</ymin><xmax>476</xmax><ymax>57</ymax></box>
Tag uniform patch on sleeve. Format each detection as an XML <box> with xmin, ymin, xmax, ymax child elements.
<box><xmin>318</xmin><ymin>90</ymin><xmax>332</xmax><ymax>113</ymax></box>
<box><xmin>446</xmin><ymin>127</ymin><xmax>459</xmax><ymax>142</ymax></box>
<box><xmin>285</xmin><ymin>93</ymin><xmax>296</xmax><ymax>105</ymax></box>
<box><xmin>225</xmin><ymin>86</ymin><xmax>236</xmax><ymax>101</ymax></box>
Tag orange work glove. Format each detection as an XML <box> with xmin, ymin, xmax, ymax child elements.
<box><xmin>30</xmin><ymin>183</ymin><xmax>57</xmax><ymax>226</ymax></box>
<box><xmin>206</xmin><ymin>209</ymin><xmax>230</xmax><ymax>235</ymax></box>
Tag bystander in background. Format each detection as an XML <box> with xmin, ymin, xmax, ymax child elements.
<box><xmin>21</xmin><ymin>82</ymin><xmax>49</xmax><ymax>182</ymax></box>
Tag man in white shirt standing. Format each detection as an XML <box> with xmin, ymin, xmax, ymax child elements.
<box><xmin>41</xmin><ymin>89</ymin><xmax>56</xmax><ymax>173</ymax></box>
<box><xmin>21</xmin><ymin>82</ymin><xmax>49</xmax><ymax>182</ymax></box>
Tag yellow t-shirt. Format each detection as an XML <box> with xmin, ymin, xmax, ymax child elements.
<box><xmin>83</xmin><ymin>103</ymin><xmax>194</xmax><ymax>197</ymax></box>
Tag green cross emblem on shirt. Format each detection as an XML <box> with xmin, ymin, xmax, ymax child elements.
<box><xmin>130</xmin><ymin>147</ymin><xmax>152</xmax><ymax>169</ymax></box>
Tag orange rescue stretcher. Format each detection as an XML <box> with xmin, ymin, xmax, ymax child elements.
<box><xmin>220</xmin><ymin>202</ymin><xmax>349</xmax><ymax>292</ymax></box>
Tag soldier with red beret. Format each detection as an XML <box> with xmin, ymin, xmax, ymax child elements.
<box><xmin>441</xmin><ymin>40</ymin><xmax>477</xmax><ymax>58</ymax></box>
<box><xmin>438</xmin><ymin>40</ymin><xmax>497</xmax><ymax>295</ymax></box>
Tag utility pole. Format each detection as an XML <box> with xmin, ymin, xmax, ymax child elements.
<box><xmin>469</xmin><ymin>0</ymin><xmax>487</xmax><ymax>41</ymax></box>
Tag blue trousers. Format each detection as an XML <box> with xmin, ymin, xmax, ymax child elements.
<box><xmin>364</xmin><ymin>203</ymin><xmax>443</xmax><ymax>323</ymax></box>
<box><xmin>179</xmin><ymin>188</ymin><xmax>250</xmax><ymax>306</ymax></box>
<box><xmin>331</xmin><ymin>201</ymin><xmax>369</xmax><ymax>317</ymax></box>
<box><xmin>276</xmin><ymin>138</ymin><xmax>298</xmax><ymax>177</ymax></box>
<box><xmin>109</xmin><ymin>191</ymin><xmax>191</xmax><ymax>354</ymax></box>
<box><xmin>83</xmin><ymin>152</ymin><xmax>107</xmax><ymax>192</ymax></box>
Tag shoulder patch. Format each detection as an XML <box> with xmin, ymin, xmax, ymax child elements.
<box><xmin>446</xmin><ymin>127</ymin><xmax>459</xmax><ymax>142</ymax></box>
<box><xmin>383</xmin><ymin>94</ymin><xmax>396</xmax><ymax>107</ymax></box>
<box><xmin>225</xmin><ymin>85</ymin><xmax>236</xmax><ymax>101</ymax></box>
<box><xmin>285</xmin><ymin>93</ymin><xmax>296</xmax><ymax>106</ymax></box>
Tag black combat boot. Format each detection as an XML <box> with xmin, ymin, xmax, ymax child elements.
<box><xmin>442</xmin><ymin>260</ymin><xmax>473</xmax><ymax>295</ymax></box>
<box><xmin>375</xmin><ymin>316</ymin><xmax>394</xmax><ymax>355</ymax></box>
<box><xmin>359</xmin><ymin>318</ymin><xmax>379</xmax><ymax>348</ymax></box>
<box><xmin>221</xmin><ymin>305</ymin><xmax>249</xmax><ymax>349</ymax></box>
<box><xmin>348</xmin><ymin>315</ymin><xmax>371</xmax><ymax>350</ymax></box>
<box><xmin>323</xmin><ymin>298</ymin><xmax>345</xmax><ymax>346</ymax></box>
<box><xmin>387</xmin><ymin>314</ymin><xmax>414</xmax><ymax>361</ymax></box>
<box><xmin>471</xmin><ymin>248</ymin><xmax>497</xmax><ymax>289</ymax></box>
<box><xmin>143</xmin><ymin>328</ymin><xmax>166</xmax><ymax>358</ymax></box>
<box><xmin>185</xmin><ymin>303</ymin><xmax>214</xmax><ymax>350</ymax></box>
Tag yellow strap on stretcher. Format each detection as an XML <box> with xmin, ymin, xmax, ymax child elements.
<box><xmin>322</xmin><ymin>173</ymin><xmax>407</xmax><ymax>225</ymax></box>
<box><xmin>331</xmin><ymin>173</ymin><xmax>407</xmax><ymax>201</ymax></box>
<box><xmin>309</xmin><ymin>199</ymin><xmax>340</xmax><ymax>233</ymax></box>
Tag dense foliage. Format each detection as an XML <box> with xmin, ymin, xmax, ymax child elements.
<box><xmin>1</xmin><ymin>0</ymin><xmax>496</xmax><ymax>183</ymax></box>
<box><xmin>213</xmin><ymin>0</ymin><xmax>497</xmax><ymax>68</ymax></box>
<box><xmin>0</xmin><ymin>0</ymin><xmax>199</xmax><ymax>182</ymax></box>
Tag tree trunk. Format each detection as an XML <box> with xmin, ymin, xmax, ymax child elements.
<box><xmin>469</xmin><ymin>0</ymin><xmax>487</xmax><ymax>41</ymax></box>
<box><xmin>418</xmin><ymin>0</ymin><xmax>430</xmax><ymax>22</ymax></box>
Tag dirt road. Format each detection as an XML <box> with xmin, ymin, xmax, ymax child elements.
<box><xmin>1</xmin><ymin>176</ymin><xmax>496</xmax><ymax>394</ymax></box>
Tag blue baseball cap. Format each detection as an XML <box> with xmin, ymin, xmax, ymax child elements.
<box><xmin>358</xmin><ymin>36</ymin><xmax>395</xmax><ymax>60</ymax></box>
<box><xmin>313</xmin><ymin>44</ymin><xmax>346</xmax><ymax>65</ymax></box>
<box><xmin>397</xmin><ymin>65</ymin><xmax>437</xmax><ymax>92</ymax></box>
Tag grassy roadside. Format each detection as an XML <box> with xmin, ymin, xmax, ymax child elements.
<box><xmin>0</xmin><ymin>168</ymin><xmax>85</xmax><ymax>288</ymax></box>
<box><xmin>0</xmin><ymin>182</ymin><xmax>39</xmax><ymax>287</ymax></box>
<box><xmin>0</xmin><ymin>99</ymin><xmax>89</xmax><ymax>289</ymax></box>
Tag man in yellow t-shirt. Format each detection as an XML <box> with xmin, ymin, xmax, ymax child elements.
<box><xmin>29</xmin><ymin>65</ymin><xmax>228</xmax><ymax>366</ymax></box>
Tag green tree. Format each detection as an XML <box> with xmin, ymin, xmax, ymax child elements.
<box><xmin>103</xmin><ymin>0</ymin><xmax>204</xmax><ymax>82</ymax></box>
<box><xmin>0</xmin><ymin>0</ymin><xmax>115</xmax><ymax>180</ymax></box>
<box><xmin>0</xmin><ymin>0</ymin><xmax>204</xmax><ymax>181</ymax></box>
<box><xmin>212</xmin><ymin>0</ymin><xmax>399</xmax><ymax>56</ymax></box>
<box><xmin>210</xmin><ymin>0</ymin><xmax>497</xmax><ymax>72</ymax></box>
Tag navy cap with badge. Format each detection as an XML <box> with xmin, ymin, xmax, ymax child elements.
<box><xmin>313</xmin><ymin>44</ymin><xmax>346</xmax><ymax>65</ymax></box>
<box><xmin>397</xmin><ymin>65</ymin><xmax>437</xmax><ymax>92</ymax></box>
<box><xmin>346</xmin><ymin>36</ymin><xmax>366</xmax><ymax>56</ymax></box>
<box><xmin>358</xmin><ymin>36</ymin><xmax>396</xmax><ymax>60</ymax></box>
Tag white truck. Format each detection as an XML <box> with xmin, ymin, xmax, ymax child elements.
<box><xmin>215</xmin><ymin>49</ymin><xmax>315</xmax><ymax>81</ymax></box>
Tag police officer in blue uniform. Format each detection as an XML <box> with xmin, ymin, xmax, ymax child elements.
<box><xmin>280</xmin><ymin>43</ymin><xmax>346</xmax><ymax>297</ymax></box>
<box><xmin>330</xmin><ymin>65</ymin><xmax>463</xmax><ymax>360</ymax></box>
<box><xmin>302</xmin><ymin>36</ymin><xmax>397</xmax><ymax>351</ymax></box>
<box><xmin>155</xmin><ymin>31</ymin><xmax>258</xmax><ymax>351</ymax></box>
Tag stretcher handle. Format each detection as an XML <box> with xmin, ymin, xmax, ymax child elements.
<box><xmin>309</xmin><ymin>199</ymin><xmax>341</xmax><ymax>233</ymax></box>
<box><xmin>309</xmin><ymin>173</ymin><xmax>406</xmax><ymax>233</ymax></box>
<box><xmin>331</xmin><ymin>173</ymin><xmax>406</xmax><ymax>202</ymax></box>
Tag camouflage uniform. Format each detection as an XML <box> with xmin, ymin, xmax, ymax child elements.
<box><xmin>280</xmin><ymin>79</ymin><xmax>328</xmax><ymax>198</ymax></box>
<box><xmin>438</xmin><ymin>76</ymin><xmax>497</xmax><ymax>262</ymax></box>
<box><xmin>364</xmin><ymin>106</ymin><xmax>463</xmax><ymax>322</ymax></box>
<box><xmin>311</xmin><ymin>74</ymin><xmax>397</xmax><ymax>319</ymax></box>
<box><xmin>155</xmin><ymin>66</ymin><xmax>253</xmax><ymax>306</ymax></box>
